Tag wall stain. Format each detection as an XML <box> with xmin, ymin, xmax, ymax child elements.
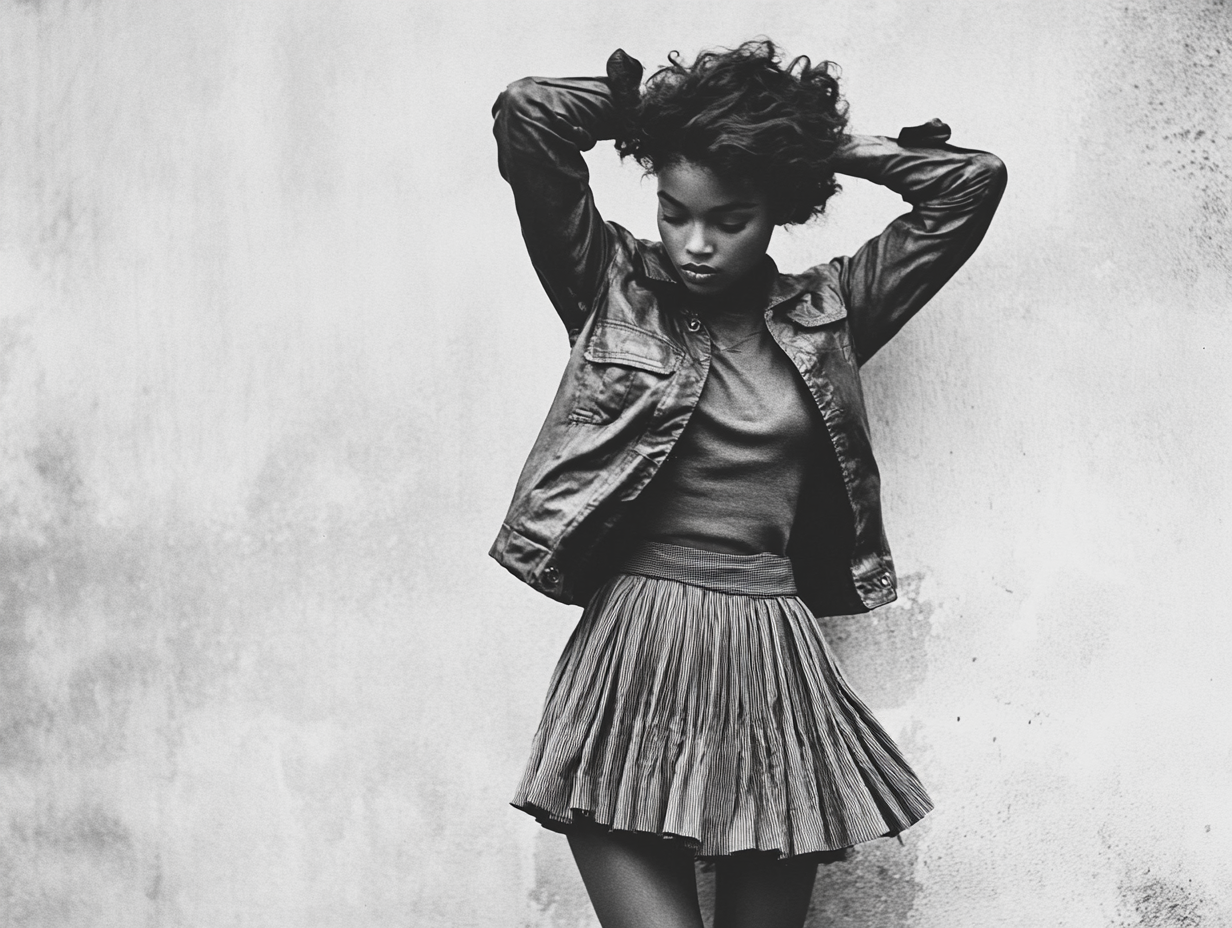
<box><xmin>0</xmin><ymin>430</ymin><xmax>91</xmax><ymax>773</ymax></box>
<box><xmin>528</xmin><ymin>828</ymin><xmax>595</xmax><ymax>928</ymax></box>
<box><xmin>820</xmin><ymin>572</ymin><xmax>932</xmax><ymax>710</ymax></box>
<box><xmin>1091</xmin><ymin>0</ymin><xmax>1232</xmax><ymax>289</ymax></box>
<box><xmin>65</xmin><ymin>650</ymin><xmax>161</xmax><ymax>761</ymax></box>
<box><xmin>1117</xmin><ymin>873</ymin><xmax>1228</xmax><ymax>928</ymax></box>
<box><xmin>807</xmin><ymin>832</ymin><xmax>922</xmax><ymax>928</ymax></box>
<box><xmin>18</xmin><ymin>805</ymin><xmax>134</xmax><ymax>860</ymax></box>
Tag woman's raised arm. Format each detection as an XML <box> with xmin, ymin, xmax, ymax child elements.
<box><xmin>827</xmin><ymin>123</ymin><xmax>1008</xmax><ymax>364</ymax></box>
<box><xmin>492</xmin><ymin>73</ymin><xmax>623</xmax><ymax>334</ymax></box>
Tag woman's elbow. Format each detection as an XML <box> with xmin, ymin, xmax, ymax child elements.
<box><xmin>492</xmin><ymin>76</ymin><xmax>543</xmax><ymax>120</ymax></box>
<box><xmin>972</xmin><ymin>152</ymin><xmax>1008</xmax><ymax>196</ymax></box>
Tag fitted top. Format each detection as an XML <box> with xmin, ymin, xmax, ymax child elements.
<box><xmin>628</xmin><ymin>285</ymin><xmax>847</xmax><ymax>557</ymax></box>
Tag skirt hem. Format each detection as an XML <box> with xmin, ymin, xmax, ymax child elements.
<box><xmin>510</xmin><ymin>799</ymin><xmax>930</xmax><ymax>862</ymax></box>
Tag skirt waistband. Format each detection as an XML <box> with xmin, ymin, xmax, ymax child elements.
<box><xmin>618</xmin><ymin>542</ymin><xmax>797</xmax><ymax>596</ymax></box>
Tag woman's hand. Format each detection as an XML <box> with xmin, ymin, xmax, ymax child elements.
<box><xmin>606</xmin><ymin>49</ymin><xmax>644</xmax><ymax>150</ymax></box>
<box><xmin>605</xmin><ymin>49</ymin><xmax>644</xmax><ymax>107</ymax></box>
<box><xmin>896</xmin><ymin>118</ymin><xmax>951</xmax><ymax>148</ymax></box>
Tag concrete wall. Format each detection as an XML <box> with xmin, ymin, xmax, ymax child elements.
<box><xmin>1</xmin><ymin>1</ymin><xmax>1229</xmax><ymax>925</ymax></box>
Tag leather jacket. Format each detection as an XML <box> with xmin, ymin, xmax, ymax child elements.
<box><xmin>489</xmin><ymin>73</ymin><xmax>1007</xmax><ymax>616</ymax></box>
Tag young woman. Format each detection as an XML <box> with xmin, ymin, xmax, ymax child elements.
<box><xmin>490</xmin><ymin>41</ymin><xmax>1006</xmax><ymax>928</ymax></box>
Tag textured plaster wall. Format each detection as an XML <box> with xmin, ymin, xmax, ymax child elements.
<box><xmin>1</xmin><ymin>1</ymin><xmax>1229</xmax><ymax>926</ymax></box>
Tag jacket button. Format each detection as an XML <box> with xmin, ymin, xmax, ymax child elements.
<box><xmin>879</xmin><ymin>576</ymin><xmax>892</xmax><ymax>587</ymax></box>
<box><xmin>686</xmin><ymin>318</ymin><xmax>701</xmax><ymax>332</ymax></box>
<box><xmin>567</xmin><ymin>328</ymin><xmax>580</xmax><ymax>340</ymax></box>
<box><xmin>542</xmin><ymin>566</ymin><xmax>561</xmax><ymax>586</ymax></box>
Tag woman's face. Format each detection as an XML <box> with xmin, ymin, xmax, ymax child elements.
<box><xmin>656</xmin><ymin>160</ymin><xmax>776</xmax><ymax>297</ymax></box>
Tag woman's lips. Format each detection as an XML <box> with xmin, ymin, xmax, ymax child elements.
<box><xmin>680</xmin><ymin>264</ymin><xmax>720</xmax><ymax>284</ymax></box>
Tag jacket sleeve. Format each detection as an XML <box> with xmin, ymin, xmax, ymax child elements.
<box><xmin>828</xmin><ymin>126</ymin><xmax>1008</xmax><ymax>364</ymax></box>
<box><xmin>493</xmin><ymin>76</ymin><xmax>620</xmax><ymax>334</ymax></box>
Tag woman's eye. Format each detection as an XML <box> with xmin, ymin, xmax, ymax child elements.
<box><xmin>719</xmin><ymin>223</ymin><xmax>747</xmax><ymax>233</ymax></box>
<box><xmin>661</xmin><ymin>214</ymin><xmax>685</xmax><ymax>226</ymax></box>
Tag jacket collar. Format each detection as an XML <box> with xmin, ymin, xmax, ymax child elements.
<box><xmin>638</xmin><ymin>242</ymin><xmax>681</xmax><ymax>286</ymax></box>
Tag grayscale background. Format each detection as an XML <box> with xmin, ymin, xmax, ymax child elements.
<box><xmin>1</xmin><ymin>1</ymin><xmax>1229</xmax><ymax>925</ymax></box>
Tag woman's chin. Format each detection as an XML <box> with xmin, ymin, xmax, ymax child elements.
<box><xmin>680</xmin><ymin>274</ymin><xmax>727</xmax><ymax>296</ymax></box>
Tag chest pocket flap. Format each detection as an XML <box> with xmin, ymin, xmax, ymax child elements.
<box><xmin>785</xmin><ymin>286</ymin><xmax>848</xmax><ymax>328</ymax></box>
<box><xmin>583</xmin><ymin>321</ymin><xmax>682</xmax><ymax>374</ymax></box>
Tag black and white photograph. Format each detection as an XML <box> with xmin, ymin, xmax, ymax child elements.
<box><xmin>0</xmin><ymin>1</ymin><xmax>1229</xmax><ymax>926</ymax></box>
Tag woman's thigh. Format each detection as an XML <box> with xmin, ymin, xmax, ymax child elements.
<box><xmin>567</xmin><ymin>829</ymin><xmax>705</xmax><ymax>928</ymax></box>
<box><xmin>713</xmin><ymin>853</ymin><xmax>818</xmax><ymax>928</ymax></box>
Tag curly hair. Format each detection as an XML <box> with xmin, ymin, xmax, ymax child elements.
<box><xmin>614</xmin><ymin>40</ymin><xmax>848</xmax><ymax>226</ymax></box>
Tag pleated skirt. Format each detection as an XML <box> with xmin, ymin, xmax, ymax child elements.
<box><xmin>511</xmin><ymin>542</ymin><xmax>933</xmax><ymax>860</ymax></box>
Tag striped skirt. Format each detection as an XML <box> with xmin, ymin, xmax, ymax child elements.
<box><xmin>511</xmin><ymin>542</ymin><xmax>933</xmax><ymax>860</ymax></box>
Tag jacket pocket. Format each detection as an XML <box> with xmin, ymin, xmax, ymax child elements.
<box><xmin>568</xmin><ymin>321</ymin><xmax>681</xmax><ymax>425</ymax></box>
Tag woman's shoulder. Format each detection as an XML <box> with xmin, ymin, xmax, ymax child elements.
<box><xmin>792</xmin><ymin>257</ymin><xmax>845</xmax><ymax>289</ymax></box>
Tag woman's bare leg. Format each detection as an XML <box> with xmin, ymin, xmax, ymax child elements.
<box><xmin>567</xmin><ymin>829</ymin><xmax>705</xmax><ymax>928</ymax></box>
<box><xmin>713</xmin><ymin>853</ymin><xmax>818</xmax><ymax>928</ymax></box>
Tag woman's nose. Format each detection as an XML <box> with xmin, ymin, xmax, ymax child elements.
<box><xmin>685</xmin><ymin>223</ymin><xmax>713</xmax><ymax>257</ymax></box>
